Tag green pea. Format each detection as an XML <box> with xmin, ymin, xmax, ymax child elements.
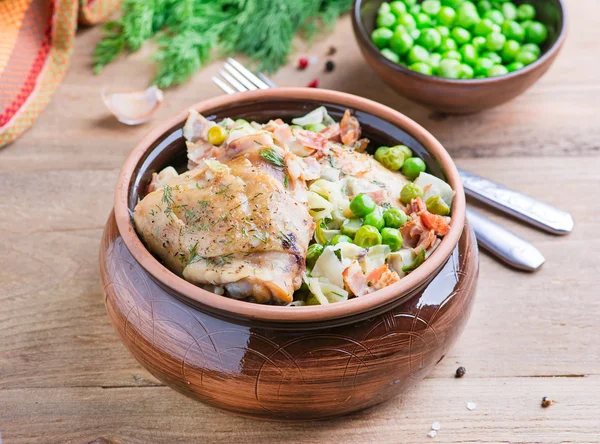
<box><xmin>377</xmin><ymin>145</ymin><xmax>406</xmax><ymax>170</ymax></box>
<box><xmin>383</xmin><ymin>207</ymin><xmax>409</xmax><ymax>228</ymax></box>
<box><xmin>363</xmin><ymin>209</ymin><xmax>385</xmax><ymax>231</ymax></box>
<box><xmin>400</xmin><ymin>183</ymin><xmax>424</xmax><ymax>205</ymax></box>
<box><xmin>483</xmin><ymin>9</ymin><xmax>504</xmax><ymax>26</ymax></box>
<box><xmin>454</xmin><ymin>2</ymin><xmax>480</xmax><ymax>29</ymax></box>
<box><xmin>409</xmin><ymin>4</ymin><xmax>421</xmax><ymax>16</ymax></box>
<box><xmin>371</xmin><ymin>27</ymin><xmax>394</xmax><ymax>49</ymax></box>
<box><xmin>407</xmin><ymin>45</ymin><xmax>430</xmax><ymax>64</ymax></box>
<box><xmin>417</xmin><ymin>28</ymin><xmax>442</xmax><ymax>51</ymax></box>
<box><xmin>477</xmin><ymin>0</ymin><xmax>492</xmax><ymax>14</ymax></box>
<box><xmin>415</xmin><ymin>13</ymin><xmax>433</xmax><ymax>29</ymax></box>
<box><xmin>486</xmin><ymin>32</ymin><xmax>506</xmax><ymax>51</ymax></box>
<box><xmin>350</xmin><ymin>193</ymin><xmax>377</xmax><ymax>217</ymax></box>
<box><xmin>410</xmin><ymin>28</ymin><xmax>421</xmax><ymax>40</ymax></box>
<box><xmin>443</xmin><ymin>0</ymin><xmax>466</xmax><ymax>7</ymax></box>
<box><xmin>488</xmin><ymin>64</ymin><xmax>509</xmax><ymax>77</ymax></box>
<box><xmin>521</xmin><ymin>43</ymin><xmax>541</xmax><ymax>56</ymax></box>
<box><xmin>381</xmin><ymin>48</ymin><xmax>401</xmax><ymax>63</ymax></box>
<box><xmin>379</xmin><ymin>2</ymin><xmax>391</xmax><ymax>15</ymax></box>
<box><xmin>377</xmin><ymin>12</ymin><xmax>397</xmax><ymax>29</ymax></box>
<box><xmin>506</xmin><ymin>61</ymin><xmax>525</xmax><ymax>72</ymax></box>
<box><xmin>374</xmin><ymin>146</ymin><xmax>390</xmax><ymax>163</ymax></box>
<box><xmin>390</xmin><ymin>29</ymin><xmax>414</xmax><ymax>55</ymax></box>
<box><xmin>517</xmin><ymin>3</ymin><xmax>536</xmax><ymax>21</ymax></box>
<box><xmin>472</xmin><ymin>36</ymin><xmax>487</xmax><ymax>52</ymax></box>
<box><xmin>395</xmin><ymin>144</ymin><xmax>413</xmax><ymax>161</ymax></box>
<box><xmin>409</xmin><ymin>62</ymin><xmax>433</xmax><ymax>75</ymax></box>
<box><xmin>515</xmin><ymin>50</ymin><xmax>538</xmax><ymax>65</ymax></box>
<box><xmin>438</xmin><ymin>6</ymin><xmax>456</xmax><ymax>26</ymax></box>
<box><xmin>427</xmin><ymin>52</ymin><xmax>443</xmax><ymax>70</ymax></box>
<box><xmin>460</xmin><ymin>63</ymin><xmax>475</xmax><ymax>79</ymax></box>
<box><xmin>474</xmin><ymin>57</ymin><xmax>494</xmax><ymax>75</ymax></box>
<box><xmin>426</xmin><ymin>195</ymin><xmax>450</xmax><ymax>216</ymax></box>
<box><xmin>501</xmin><ymin>40</ymin><xmax>521</xmax><ymax>63</ymax></box>
<box><xmin>354</xmin><ymin>226</ymin><xmax>383</xmax><ymax>248</ymax></box>
<box><xmin>435</xmin><ymin>25</ymin><xmax>451</xmax><ymax>38</ymax></box>
<box><xmin>341</xmin><ymin>218</ymin><xmax>363</xmax><ymax>238</ymax></box>
<box><xmin>305</xmin><ymin>122</ymin><xmax>326</xmax><ymax>133</ymax></box>
<box><xmin>460</xmin><ymin>44</ymin><xmax>478</xmax><ymax>65</ymax></box>
<box><xmin>482</xmin><ymin>51</ymin><xmax>502</xmax><ymax>64</ymax></box>
<box><xmin>331</xmin><ymin>234</ymin><xmax>353</xmax><ymax>245</ymax></box>
<box><xmin>452</xmin><ymin>27</ymin><xmax>472</xmax><ymax>45</ymax></box>
<box><xmin>502</xmin><ymin>20</ymin><xmax>525</xmax><ymax>42</ymax></box>
<box><xmin>422</xmin><ymin>0</ymin><xmax>442</xmax><ymax>16</ymax></box>
<box><xmin>381</xmin><ymin>227</ymin><xmax>403</xmax><ymax>252</ymax></box>
<box><xmin>404</xmin><ymin>0</ymin><xmax>418</xmax><ymax>5</ymax></box>
<box><xmin>525</xmin><ymin>21</ymin><xmax>548</xmax><ymax>45</ymax></box>
<box><xmin>401</xmin><ymin>157</ymin><xmax>427</xmax><ymax>180</ymax></box>
<box><xmin>443</xmin><ymin>50</ymin><xmax>462</xmax><ymax>61</ymax></box>
<box><xmin>501</xmin><ymin>2</ymin><xmax>517</xmax><ymax>21</ymax></box>
<box><xmin>306</xmin><ymin>244</ymin><xmax>324</xmax><ymax>269</ymax></box>
<box><xmin>440</xmin><ymin>37</ymin><xmax>458</xmax><ymax>52</ymax></box>
<box><xmin>437</xmin><ymin>58</ymin><xmax>462</xmax><ymax>78</ymax></box>
<box><xmin>397</xmin><ymin>12</ymin><xmax>417</xmax><ymax>31</ymax></box>
<box><xmin>389</xmin><ymin>1</ymin><xmax>407</xmax><ymax>16</ymax></box>
<box><xmin>474</xmin><ymin>18</ymin><xmax>496</xmax><ymax>36</ymax></box>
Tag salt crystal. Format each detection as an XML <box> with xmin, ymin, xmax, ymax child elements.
<box><xmin>309</xmin><ymin>56</ymin><xmax>319</xmax><ymax>66</ymax></box>
<box><xmin>431</xmin><ymin>422</ymin><xmax>441</xmax><ymax>431</ymax></box>
<box><xmin>466</xmin><ymin>402</ymin><xmax>477</xmax><ymax>410</ymax></box>
<box><xmin>427</xmin><ymin>430</ymin><xmax>437</xmax><ymax>438</ymax></box>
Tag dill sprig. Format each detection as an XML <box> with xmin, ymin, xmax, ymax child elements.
<box><xmin>93</xmin><ymin>0</ymin><xmax>352</xmax><ymax>88</ymax></box>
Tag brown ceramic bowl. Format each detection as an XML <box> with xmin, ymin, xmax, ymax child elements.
<box><xmin>352</xmin><ymin>0</ymin><xmax>566</xmax><ymax>113</ymax></box>
<box><xmin>100</xmin><ymin>88</ymin><xmax>479</xmax><ymax>420</ymax></box>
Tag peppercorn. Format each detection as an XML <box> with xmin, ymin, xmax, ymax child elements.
<box><xmin>325</xmin><ymin>60</ymin><xmax>335</xmax><ymax>72</ymax></box>
<box><xmin>327</xmin><ymin>46</ymin><xmax>337</xmax><ymax>56</ymax></box>
<box><xmin>298</xmin><ymin>57</ymin><xmax>309</xmax><ymax>70</ymax></box>
<box><xmin>541</xmin><ymin>397</ymin><xmax>556</xmax><ymax>408</ymax></box>
<box><xmin>455</xmin><ymin>366</ymin><xmax>466</xmax><ymax>378</ymax></box>
<box><xmin>307</xmin><ymin>78</ymin><xmax>319</xmax><ymax>88</ymax></box>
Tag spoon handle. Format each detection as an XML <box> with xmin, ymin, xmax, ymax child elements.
<box><xmin>459</xmin><ymin>168</ymin><xmax>574</xmax><ymax>235</ymax></box>
<box><xmin>467</xmin><ymin>207</ymin><xmax>545</xmax><ymax>272</ymax></box>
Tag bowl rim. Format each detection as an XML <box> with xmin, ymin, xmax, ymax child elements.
<box><xmin>351</xmin><ymin>0</ymin><xmax>567</xmax><ymax>85</ymax></box>
<box><xmin>113</xmin><ymin>88</ymin><xmax>466</xmax><ymax>323</ymax></box>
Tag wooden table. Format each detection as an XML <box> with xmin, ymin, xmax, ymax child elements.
<box><xmin>1</xmin><ymin>1</ymin><xmax>599</xmax><ymax>442</ymax></box>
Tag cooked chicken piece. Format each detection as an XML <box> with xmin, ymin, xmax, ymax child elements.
<box><xmin>134</xmin><ymin>157</ymin><xmax>314</xmax><ymax>304</ymax></box>
<box><xmin>324</xmin><ymin>144</ymin><xmax>409</xmax><ymax>208</ymax></box>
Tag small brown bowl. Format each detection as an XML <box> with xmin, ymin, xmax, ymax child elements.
<box><xmin>100</xmin><ymin>88</ymin><xmax>479</xmax><ymax>420</ymax></box>
<box><xmin>352</xmin><ymin>0</ymin><xmax>567</xmax><ymax>113</ymax></box>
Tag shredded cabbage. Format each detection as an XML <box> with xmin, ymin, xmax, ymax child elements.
<box><xmin>307</xmin><ymin>191</ymin><xmax>334</xmax><ymax>220</ymax></box>
<box><xmin>387</xmin><ymin>250</ymin><xmax>414</xmax><ymax>278</ymax></box>
<box><xmin>361</xmin><ymin>245</ymin><xmax>391</xmax><ymax>274</ymax></box>
<box><xmin>311</xmin><ymin>246</ymin><xmax>345</xmax><ymax>288</ymax></box>
<box><xmin>203</xmin><ymin>159</ymin><xmax>230</xmax><ymax>174</ymax></box>
<box><xmin>415</xmin><ymin>172</ymin><xmax>455</xmax><ymax>207</ymax></box>
<box><xmin>291</xmin><ymin>106</ymin><xmax>335</xmax><ymax>127</ymax></box>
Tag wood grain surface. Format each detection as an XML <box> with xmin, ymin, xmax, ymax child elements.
<box><xmin>1</xmin><ymin>0</ymin><xmax>599</xmax><ymax>441</ymax></box>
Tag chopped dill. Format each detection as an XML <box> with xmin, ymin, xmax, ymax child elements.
<box><xmin>93</xmin><ymin>0</ymin><xmax>353</xmax><ymax>88</ymax></box>
<box><xmin>259</xmin><ymin>148</ymin><xmax>286</xmax><ymax>168</ymax></box>
<box><xmin>253</xmin><ymin>232</ymin><xmax>269</xmax><ymax>244</ymax></box>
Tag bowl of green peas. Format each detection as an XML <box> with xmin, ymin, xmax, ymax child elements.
<box><xmin>352</xmin><ymin>0</ymin><xmax>566</xmax><ymax>113</ymax></box>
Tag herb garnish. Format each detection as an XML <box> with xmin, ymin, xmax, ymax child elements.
<box><xmin>93</xmin><ymin>0</ymin><xmax>352</xmax><ymax>88</ymax></box>
<box><xmin>259</xmin><ymin>148</ymin><xmax>286</xmax><ymax>168</ymax></box>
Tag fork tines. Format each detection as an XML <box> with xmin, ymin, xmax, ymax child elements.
<box><xmin>212</xmin><ymin>58</ymin><xmax>275</xmax><ymax>94</ymax></box>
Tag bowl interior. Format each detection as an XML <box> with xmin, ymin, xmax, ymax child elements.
<box><xmin>117</xmin><ymin>89</ymin><xmax>465</xmax><ymax>324</ymax></box>
<box><xmin>356</xmin><ymin>0</ymin><xmax>565</xmax><ymax>77</ymax></box>
<box><xmin>129</xmin><ymin>99</ymin><xmax>448</xmax><ymax>212</ymax></box>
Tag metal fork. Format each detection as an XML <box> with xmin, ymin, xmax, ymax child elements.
<box><xmin>211</xmin><ymin>58</ymin><xmax>571</xmax><ymax>271</ymax></box>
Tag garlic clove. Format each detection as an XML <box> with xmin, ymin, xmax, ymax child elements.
<box><xmin>102</xmin><ymin>85</ymin><xmax>163</xmax><ymax>125</ymax></box>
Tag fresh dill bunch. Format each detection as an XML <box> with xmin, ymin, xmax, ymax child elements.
<box><xmin>93</xmin><ymin>0</ymin><xmax>352</xmax><ymax>88</ymax></box>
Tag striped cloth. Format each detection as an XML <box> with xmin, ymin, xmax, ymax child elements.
<box><xmin>0</xmin><ymin>0</ymin><xmax>119</xmax><ymax>147</ymax></box>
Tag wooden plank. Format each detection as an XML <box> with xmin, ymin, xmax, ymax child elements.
<box><xmin>0</xmin><ymin>377</ymin><xmax>598</xmax><ymax>444</ymax></box>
